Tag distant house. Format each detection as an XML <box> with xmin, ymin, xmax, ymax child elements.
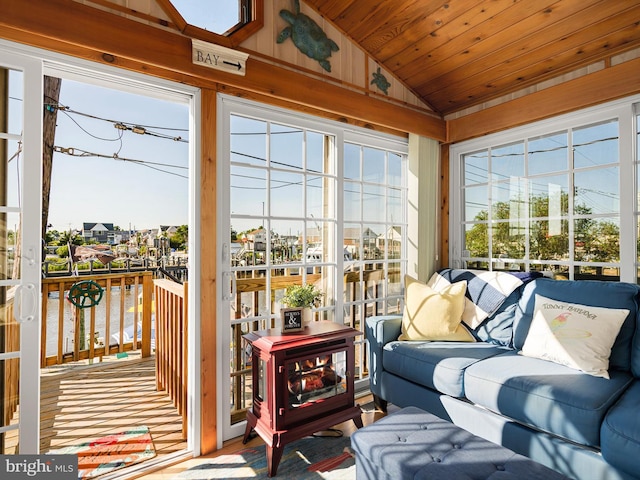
<box><xmin>151</xmin><ymin>225</ymin><xmax>180</xmax><ymax>254</ymax></box>
<box><xmin>82</xmin><ymin>222</ymin><xmax>116</xmax><ymax>244</ymax></box>
<box><xmin>377</xmin><ymin>226</ymin><xmax>402</xmax><ymax>258</ymax></box>
<box><xmin>243</xmin><ymin>228</ymin><xmax>266</xmax><ymax>252</ymax></box>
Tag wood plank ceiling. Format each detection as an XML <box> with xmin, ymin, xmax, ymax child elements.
<box><xmin>304</xmin><ymin>0</ymin><xmax>640</xmax><ymax>116</ymax></box>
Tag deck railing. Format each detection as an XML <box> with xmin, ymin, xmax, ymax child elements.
<box><xmin>154</xmin><ymin>278</ymin><xmax>188</xmax><ymax>437</ymax></box>
<box><xmin>229</xmin><ymin>267</ymin><xmax>395</xmax><ymax>422</ymax></box>
<box><xmin>41</xmin><ymin>272</ymin><xmax>153</xmax><ymax>367</ymax></box>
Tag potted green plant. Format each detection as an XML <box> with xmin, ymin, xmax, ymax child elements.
<box><xmin>281</xmin><ymin>284</ymin><xmax>323</xmax><ymax>308</ymax></box>
<box><xmin>279</xmin><ymin>284</ymin><xmax>324</xmax><ymax>327</ymax></box>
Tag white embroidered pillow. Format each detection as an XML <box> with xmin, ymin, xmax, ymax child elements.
<box><xmin>521</xmin><ymin>294</ymin><xmax>628</xmax><ymax>378</ymax></box>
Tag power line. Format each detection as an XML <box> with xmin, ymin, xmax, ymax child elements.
<box><xmin>53</xmin><ymin>145</ymin><xmax>188</xmax><ymax>179</ymax></box>
<box><xmin>46</xmin><ymin>103</ymin><xmax>188</xmax><ymax>143</ymax></box>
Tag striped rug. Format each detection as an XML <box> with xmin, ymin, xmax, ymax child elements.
<box><xmin>174</xmin><ymin>434</ymin><xmax>355</xmax><ymax>479</ymax></box>
<box><xmin>49</xmin><ymin>426</ymin><xmax>156</xmax><ymax>479</ymax></box>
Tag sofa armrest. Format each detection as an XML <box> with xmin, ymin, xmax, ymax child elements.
<box><xmin>365</xmin><ymin>315</ymin><xmax>402</xmax><ymax>398</ymax></box>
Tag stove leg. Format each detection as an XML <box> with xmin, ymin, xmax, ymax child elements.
<box><xmin>267</xmin><ymin>444</ymin><xmax>285</xmax><ymax>477</ymax></box>
<box><xmin>242</xmin><ymin>414</ymin><xmax>256</xmax><ymax>444</ymax></box>
<box><xmin>353</xmin><ymin>415</ymin><xmax>363</xmax><ymax>429</ymax></box>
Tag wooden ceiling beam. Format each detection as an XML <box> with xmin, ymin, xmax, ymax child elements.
<box><xmin>0</xmin><ymin>0</ymin><xmax>445</xmax><ymax>140</ymax></box>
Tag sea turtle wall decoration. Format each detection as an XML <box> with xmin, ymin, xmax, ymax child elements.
<box><xmin>277</xmin><ymin>0</ymin><xmax>339</xmax><ymax>72</ymax></box>
<box><xmin>371</xmin><ymin>67</ymin><xmax>391</xmax><ymax>95</ymax></box>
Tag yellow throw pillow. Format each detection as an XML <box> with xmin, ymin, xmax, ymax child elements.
<box><xmin>399</xmin><ymin>275</ymin><xmax>475</xmax><ymax>342</ymax></box>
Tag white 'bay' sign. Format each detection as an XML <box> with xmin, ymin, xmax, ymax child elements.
<box><xmin>192</xmin><ymin>39</ymin><xmax>249</xmax><ymax>76</ymax></box>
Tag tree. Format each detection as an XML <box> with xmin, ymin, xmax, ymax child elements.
<box><xmin>58</xmin><ymin>230</ymin><xmax>84</xmax><ymax>247</ymax></box>
<box><xmin>170</xmin><ymin>225</ymin><xmax>189</xmax><ymax>251</ymax></box>
<box><xmin>464</xmin><ymin>191</ymin><xmax>620</xmax><ymax>263</ymax></box>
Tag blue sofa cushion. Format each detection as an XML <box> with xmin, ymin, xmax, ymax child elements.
<box><xmin>512</xmin><ymin>278</ymin><xmax>639</xmax><ymax>371</ymax></box>
<box><xmin>464</xmin><ymin>351</ymin><xmax>633</xmax><ymax>447</ymax></box>
<box><xmin>383</xmin><ymin>341</ymin><xmax>507</xmax><ymax>398</ymax></box>
<box><xmin>601</xmin><ymin>380</ymin><xmax>640</xmax><ymax>477</ymax></box>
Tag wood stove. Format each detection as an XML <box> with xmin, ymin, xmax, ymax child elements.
<box><xmin>242</xmin><ymin>321</ymin><xmax>363</xmax><ymax>477</ymax></box>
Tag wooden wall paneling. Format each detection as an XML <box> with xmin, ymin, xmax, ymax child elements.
<box><xmin>235</xmin><ymin>61</ymin><xmax>445</xmax><ymax>139</ymax></box>
<box><xmin>142</xmin><ymin>0</ymin><xmax>171</xmax><ymax>21</ymax></box>
<box><xmin>440</xmin><ymin>143</ymin><xmax>449</xmax><ymax>269</ymax></box>
<box><xmin>447</xmin><ymin>55</ymin><xmax>640</xmax><ymax>143</ymax></box>
<box><xmin>78</xmin><ymin>0</ymin><xmax>177</xmax><ymax>29</ymax></box>
<box><xmin>238</xmin><ymin>1</ymin><xmax>273</xmax><ymax>55</ymax></box>
<box><xmin>281</xmin><ymin>0</ymin><xmax>341</xmax><ymax>77</ymax></box>
<box><xmin>200</xmin><ymin>87</ymin><xmax>217</xmax><ymax>454</ymax></box>
<box><xmin>155</xmin><ymin>0</ymin><xmax>188</xmax><ymax>30</ymax></box>
<box><xmin>126</xmin><ymin>0</ymin><xmax>152</xmax><ymax>14</ymax></box>
<box><xmin>322</xmin><ymin>18</ymin><xmax>345</xmax><ymax>79</ymax></box>
<box><xmin>0</xmin><ymin>0</ymin><xmax>445</xmax><ymax>140</ymax></box>
<box><xmin>341</xmin><ymin>41</ymin><xmax>366</xmax><ymax>87</ymax></box>
<box><xmin>272</xmin><ymin>0</ymin><xmax>299</xmax><ymax>64</ymax></box>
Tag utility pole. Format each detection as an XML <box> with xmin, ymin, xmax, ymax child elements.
<box><xmin>42</xmin><ymin>76</ymin><xmax>61</xmax><ymax>246</ymax></box>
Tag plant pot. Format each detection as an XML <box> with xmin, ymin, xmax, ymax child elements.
<box><xmin>302</xmin><ymin>308</ymin><xmax>313</xmax><ymax>326</ymax></box>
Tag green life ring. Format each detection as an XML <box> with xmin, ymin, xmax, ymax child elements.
<box><xmin>68</xmin><ymin>280</ymin><xmax>104</xmax><ymax>309</ymax></box>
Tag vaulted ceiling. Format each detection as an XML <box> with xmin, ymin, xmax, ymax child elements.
<box><xmin>304</xmin><ymin>0</ymin><xmax>640</xmax><ymax>116</ymax></box>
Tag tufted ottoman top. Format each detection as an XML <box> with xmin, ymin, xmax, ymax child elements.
<box><xmin>351</xmin><ymin>406</ymin><xmax>569</xmax><ymax>480</ymax></box>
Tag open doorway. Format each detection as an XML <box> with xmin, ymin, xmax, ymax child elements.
<box><xmin>34</xmin><ymin>67</ymin><xmax>196</xmax><ymax>473</ymax></box>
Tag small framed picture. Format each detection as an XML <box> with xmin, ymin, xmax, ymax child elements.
<box><xmin>281</xmin><ymin>308</ymin><xmax>304</xmax><ymax>332</ymax></box>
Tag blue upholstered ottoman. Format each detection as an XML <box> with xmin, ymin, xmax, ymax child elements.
<box><xmin>351</xmin><ymin>406</ymin><xmax>569</xmax><ymax>479</ymax></box>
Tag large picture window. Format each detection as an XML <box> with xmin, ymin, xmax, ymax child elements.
<box><xmin>451</xmin><ymin>96</ymin><xmax>639</xmax><ymax>282</ymax></box>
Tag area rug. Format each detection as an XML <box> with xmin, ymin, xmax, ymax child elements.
<box><xmin>174</xmin><ymin>433</ymin><xmax>355</xmax><ymax>479</ymax></box>
<box><xmin>48</xmin><ymin>426</ymin><xmax>156</xmax><ymax>479</ymax></box>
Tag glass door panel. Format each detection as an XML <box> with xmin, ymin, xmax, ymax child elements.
<box><xmin>221</xmin><ymin>107</ymin><xmax>337</xmax><ymax>441</ymax></box>
<box><xmin>0</xmin><ymin>53</ymin><xmax>43</xmax><ymax>453</ymax></box>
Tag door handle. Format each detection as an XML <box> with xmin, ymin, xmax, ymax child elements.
<box><xmin>21</xmin><ymin>247</ymin><xmax>37</xmax><ymax>266</ymax></box>
<box><xmin>223</xmin><ymin>272</ymin><xmax>235</xmax><ymax>301</ymax></box>
<box><xmin>14</xmin><ymin>283</ymin><xmax>37</xmax><ymax>323</ymax></box>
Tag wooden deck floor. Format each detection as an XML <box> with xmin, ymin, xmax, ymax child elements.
<box><xmin>39</xmin><ymin>356</ymin><xmax>187</xmax><ymax>457</ymax></box>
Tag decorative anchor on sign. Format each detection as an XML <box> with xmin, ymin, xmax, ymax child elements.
<box><xmin>277</xmin><ymin>0</ymin><xmax>339</xmax><ymax>72</ymax></box>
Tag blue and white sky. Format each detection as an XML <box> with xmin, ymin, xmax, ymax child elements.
<box><xmin>46</xmin><ymin>2</ymin><xmax>241</xmax><ymax>232</ymax></box>
<box><xmin>169</xmin><ymin>1</ymin><xmax>240</xmax><ymax>35</ymax></box>
<box><xmin>48</xmin><ymin>79</ymin><xmax>189</xmax><ymax>232</ymax></box>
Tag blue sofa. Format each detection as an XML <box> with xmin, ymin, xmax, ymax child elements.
<box><xmin>366</xmin><ymin>275</ymin><xmax>640</xmax><ymax>480</ymax></box>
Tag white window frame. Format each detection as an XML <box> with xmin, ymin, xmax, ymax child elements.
<box><xmin>216</xmin><ymin>94</ymin><xmax>408</xmax><ymax>444</ymax></box>
<box><xmin>0</xmin><ymin>38</ymin><xmax>201</xmax><ymax>458</ymax></box>
<box><xmin>450</xmin><ymin>94</ymin><xmax>640</xmax><ymax>283</ymax></box>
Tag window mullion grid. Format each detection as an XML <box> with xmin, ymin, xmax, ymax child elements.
<box><xmin>487</xmin><ymin>147</ymin><xmax>494</xmax><ymax>268</ymax></box>
<box><xmin>523</xmin><ymin>139</ymin><xmax>530</xmax><ymax>272</ymax></box>
<box><xmin>619</xmin><ymin>107</ymin><xmax>636</xmax><ymax>282</ymax></box>
<box><xmin>568</xmin><ymin>128</ymin><xmax>576</xmax><ymax>280</ymax></box>
<box><xmin>265</xmin><ymin>120</ymin><xmax>272</xmax><ymax>308</ymax></box>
